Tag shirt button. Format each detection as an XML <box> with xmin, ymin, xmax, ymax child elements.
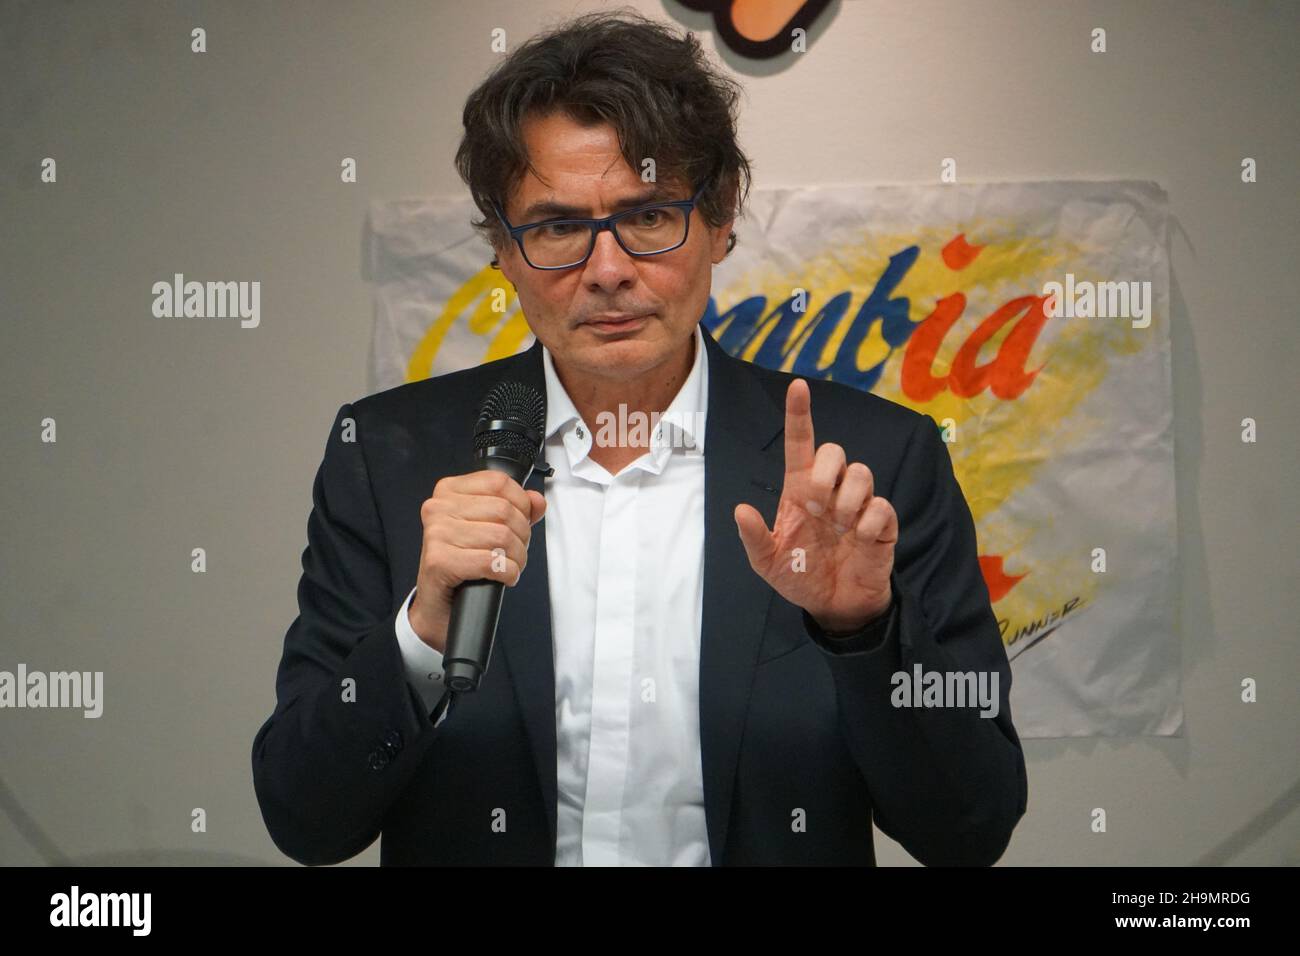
<box><xmin>576</xmin><ymin>425</ymin><xmax>585</xmax><ymax>439</ymax></box>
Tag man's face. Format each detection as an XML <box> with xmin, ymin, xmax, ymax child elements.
<box><xmin>496</xmin><ymin>111</ymin><xmax>734</xmax><ymax>385</ymax></box>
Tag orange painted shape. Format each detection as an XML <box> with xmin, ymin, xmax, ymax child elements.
<box><xmin>979</xmin><ymin>555</ymin><xmax>1028</xmax><ymax>602</ymax></box>
<box><xmin>901</xmin><ymin>292</ymin><xmax>966</xmax><ymax>402</ymax></box>
<box><xmin>942</xmin><ymin>233</ymin><xmax>984</xmax><ymax>271</ymax></box>
<box><xmin>732</xmin><ymin>0</ymin><xmax>812</xmax><ymax>41</ymax></box>
<box><xmin>949</xmin><ymin>295</ymin><xmax>1048</xmax><ymax>400</ymax></box>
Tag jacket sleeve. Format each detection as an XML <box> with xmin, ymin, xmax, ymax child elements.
<box><xmin>802</xmin><ymin>415</ymin><xmax>1028</xmax><ymax>866</ymax></box>
<box><xmin>251</xmin><ymin>402</ymin><xmax>444</xmax><ymax>866</ymax></box>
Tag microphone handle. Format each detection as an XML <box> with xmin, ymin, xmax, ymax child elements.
<box><xmin>442</xmin><ymin>452</ymin><xmax>536</xmax><ymax>693</ymax></box>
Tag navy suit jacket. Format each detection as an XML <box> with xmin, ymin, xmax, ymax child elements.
<box><xmin>251</xmin><ymin>326</ymin><xmax>1028</xmax><ymax>866</ymax></box>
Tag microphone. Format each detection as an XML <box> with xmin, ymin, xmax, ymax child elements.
<box><xmin>442</xmin><ymin>381</ymin><xmax>548</xmax><ymax>693</ymax></box>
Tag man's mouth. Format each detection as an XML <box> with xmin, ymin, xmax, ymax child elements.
<box><xmin>583</xmin><ymin>312</ymin><xmax>653</xmax><ymax>333</ymax></box>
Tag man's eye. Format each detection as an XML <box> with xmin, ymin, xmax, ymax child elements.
<box><xmin>631</xmin><ymin>209</ymin><xmax>663</xmax><ymax>227</ymax></box>
<box><xmin>538</xmin><ymin>222</ymin><xmax>581</xmax><ymax>238</ymax></box>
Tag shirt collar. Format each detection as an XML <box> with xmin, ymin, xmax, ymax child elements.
<box><xmin>541</xmin><ymin>323</ymin><xmax>709</xmax><ymax>472</ymax></box>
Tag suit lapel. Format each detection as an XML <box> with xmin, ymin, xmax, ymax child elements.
<box><xmin>496</xmin><ymin>508</ymin><xmax>557</xmax><ymax>855</ymax></box>
<box><xmin>697</xmin><ymin>329</ymin><xmax>785</xmax><ymax>864</ymax></box>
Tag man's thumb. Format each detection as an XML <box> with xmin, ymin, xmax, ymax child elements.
<box><xmin>527</xmin><ymin>490</ymin><xmax>547</xmax><ymax>524</ymax></box>
<box><xmin>734</xmin><ymin>503</ymin><xmax>774</xmax><ymax>568</ymax></box>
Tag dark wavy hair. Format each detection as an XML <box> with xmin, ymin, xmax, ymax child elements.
<box><xmin>454</xmin><ymin>8</ymin><xmax>752</xmax><ymax>259</ymax></box>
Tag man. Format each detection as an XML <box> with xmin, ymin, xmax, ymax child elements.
<box><xmin>252</xmin><ymin>11</ymin><xmax>1027</xmax><ymax>866</ymax></box>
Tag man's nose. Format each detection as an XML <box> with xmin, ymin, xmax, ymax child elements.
<box><xmin>581</xmin><ymin>226</ymin><xmax>638</xmax><ymax>287</ymax></box>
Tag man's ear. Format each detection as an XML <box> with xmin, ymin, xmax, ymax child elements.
<box><xmin>493</xmin><ymin>240</ymin><xmax>517</xmax><ymax>286</ymax></box>
<box><xmin>711</xmin><ymin>220</ymin><xmax>736</xmax><ymax>264</ymax></box>
<box><xmin>709</xmin><ymin>174</ymin><xmax>740</xmax><ymax>264</ymax></box>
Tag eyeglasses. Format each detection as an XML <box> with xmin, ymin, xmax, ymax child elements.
<box><xmin>492</xmin><ymin>185</ymin><xmax>705</xmax><ymax>270</ymax></box>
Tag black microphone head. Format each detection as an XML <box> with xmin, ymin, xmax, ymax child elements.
<box><xmin>473</xmin><ymin>381</ymin><xmax>546</xmax><ymax>458</ymax></box>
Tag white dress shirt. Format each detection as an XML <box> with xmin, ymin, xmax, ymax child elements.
<box><xmin>396</xmin><ymin>324</ymin><xmax>711</xmax><ymax>866</ymax></box>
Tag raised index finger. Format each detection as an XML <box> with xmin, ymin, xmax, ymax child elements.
<box><xmin>783</xmin><ymin>378</ymin><xmax>816</xmax><ymax>473</ymax></box>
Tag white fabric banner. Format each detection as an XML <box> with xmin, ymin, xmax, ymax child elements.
<box><xmin>364</xmin><ymin>180</ymin><xmax>1180</xmax><ymax>738</ymax></box>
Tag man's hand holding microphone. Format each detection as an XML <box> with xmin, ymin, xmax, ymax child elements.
<box><xmin>407</xmin><ymin>471</ymin><xmax>547</xmax><ymax>654</ymax></box>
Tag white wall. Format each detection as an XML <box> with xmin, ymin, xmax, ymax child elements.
<box><xmin>1</xmin><ymin>0</ymin><xmax>1295</xmax><ymax>865</ymax></box>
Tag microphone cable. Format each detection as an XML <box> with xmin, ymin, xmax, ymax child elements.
<box><xmin>430</xmin><ymin>686</ymin><xmax>458</xmax><ymax>729</ymax></box>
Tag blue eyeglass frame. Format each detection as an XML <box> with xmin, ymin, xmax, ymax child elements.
<box><xmin>492</xmin><ymin>184</ymin><xmax>706</xmax><ymax>270</ymax></box>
